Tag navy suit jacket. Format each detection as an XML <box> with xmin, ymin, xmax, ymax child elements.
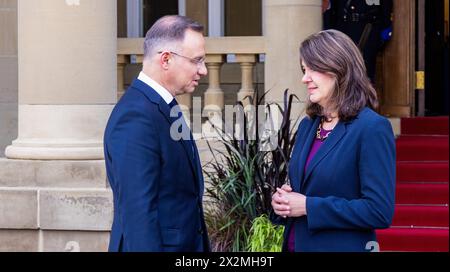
<box><xmin>104</xmin><ymin>79</ymin><xmax>210</xmax><ymax>252</ymax></box>
<box><xmin>283</xmin><ymin>107</ymin><xmax>395</xmax><ymax>252</ymax></box>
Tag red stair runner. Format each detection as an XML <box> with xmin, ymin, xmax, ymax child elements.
<box><xmin>396</xmin><ymin>183</ymin><xmax>449</xmax><ymax>205</ymax></box>
<box><xmin>400</xmin><ymin>117</ymin><xmax>449</xmax><ymax>135</ymax></box>
<box><xmin>376</xmin><ymin>116</ymin><xmax>449</xmax><ymax>252</ymax></box>
<box><xmin>397</xmin><ymin>161</ymin><xmax>449</xmax><ymax>182</ymax></box>
<box><xmin>396</xmin><ymin>135</ymin><xmax>449</xmax><ymax>161</ymax></box>
<box><xmin>377</xmin><ymin>228</ymin><xmax>449</xmax><ymax>252</ymax></box>
<box><xmin>392</xmin><ymin>205</ymin><xmax>449</xmax><ymax>227</ymax></box>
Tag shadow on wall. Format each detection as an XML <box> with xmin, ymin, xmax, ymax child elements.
<box><xmin>0</xmin><ymin>102</ymin><xmax>18</xmax><ymax>157</ymax></box>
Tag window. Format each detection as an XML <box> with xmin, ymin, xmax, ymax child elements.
<box><xmin>225</xmin><ymin>0</ymin><xmax>262</xmax><ymax>36</ymax></box>
<box><xmin>117</xmin><ymin>0</ymin><xmax>264</xmax><ymax>38</ymax></box>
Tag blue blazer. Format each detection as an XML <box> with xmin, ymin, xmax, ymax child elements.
<box><xmin>104</xmin><ymin>79</ymin><xmax>210</xmax><ymax>252</ymax></box>
<box><xmin>284</xmin><ymin>107</ymin><xmax>395</xmax><ymax>252</ymax></box>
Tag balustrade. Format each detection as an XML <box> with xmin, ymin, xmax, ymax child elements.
<box><xmin>117</xmin><ymin>37</ymin><xmax>265</xmax><ymax>114</ymax></box>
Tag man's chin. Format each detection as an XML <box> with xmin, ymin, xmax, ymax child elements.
<box><xmin>185</xmin><ymin>87</ymin><xmax>196</xmax><ymax>94</ymax></box>
<box><xmin>176</xmin><ymin>89</ymin><xmax>195</xmax><ymax>96</ymax></box>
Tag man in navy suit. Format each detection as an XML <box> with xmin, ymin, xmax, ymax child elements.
<box><xmin>104</xmin><ymin>15</ymin><xmax>210</xmax><ymax>252</ymax></box>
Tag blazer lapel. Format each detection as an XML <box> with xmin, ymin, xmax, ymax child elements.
<box><xmin>157</xmin><ymin>101</ymin><xmax>200</xmax><ymax>187</ymax></box>
<box><xmin>132</xmin><ymin>79</ymin><xmax>201</xmax><ymax>187</ymax></box>
<box><xmin>192</xmin><ymin>139</ymin><xmax>204</xmax><ymax>195</ymax></box>
<box><xmin>293</xmin><ymin>117</ymin><xmax>320</xmax><ymax>192</ymax></box>
<box><xmin>301</xmin><ymin>121</ymin><xmax>347</xmax><ymax>191</ymax></box>
<box><xmin>157</xmin><ymin>100</ymin><xmax>174</xmax><ymax>124</ymax></box>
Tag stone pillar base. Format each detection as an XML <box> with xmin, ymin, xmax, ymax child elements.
<box><xmin>204</xmin><ymin>89</ymin><xmax>224</xmax><ymax>114</ymax></box>
<box><xmin>5</xmin><ymin>146</ymin><xmax>104</xmax><ymax>161</ymax></box>
<box><xmin>237</xmin><ymin>89</ymin><xmax>255</xmax><ymax>106</ymax></box>
<box><xmin>0</xmin><ymin>230</ymin><xmax>111</xmax><ymax>252</ymax></box>
<box><xmin>0</xmin><ymin>158</ymin><xmax>112</xmax><ymax>252</ymax></box>
<box><xmin>5</xmin><ymin>105</ymin><xmax>113</xmax><ymax>160</ymax></box>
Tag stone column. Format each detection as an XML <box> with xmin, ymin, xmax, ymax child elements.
<box><xmin>236</xmin><ymin>54</ymin><xmax>257</xmax><ymax>107</ymax></box>
<box><xmin>176</xmin><ymin>94</ymin><xmax>192</xmax><ymax>112</ymax></box>
<box><xmin>117</xmin><ymin>55</ymin><xmax>127</xmax><ymax>100</ymax></box>
<box><xmin>204</xmin><ymin>54</ymin><xmax>225</xmax><ymax>114</ymax></box>
<box><xmin>202</xmin><ymin>55</ymin><xmax>224</xmax><ymax>140</ymax></box>
<box><xmin>5</xmin><ymin>0</ymin><xmax>117</xmax><ymax>160</ymax></box>
<box><xmin>0</xmin><ymin>0</ymin><xmax>18</xmax><ymax>155</ymax></box>
<box><xmin>0</xmin><ymin>0</ymin><xmax>115</xmax><ymax>252</ymax></box>
<box><xmin>175</xmin><ymin>93</ymin><xmax>192</xmax><ymax>129</ymax></box>
<box><xmin>264</xmin><ymin>0</ymin><xmax>322</xmax><ymax>119</ymax></box>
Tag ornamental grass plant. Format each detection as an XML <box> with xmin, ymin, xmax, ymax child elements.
<box><xmin>203</xmin><ymin>89</ymin><xmax>302</xmax><ymax>252</ymax></box>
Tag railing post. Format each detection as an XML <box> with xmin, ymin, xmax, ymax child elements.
<box><xmin>176</xmin><ymin>93</ymin><xmax>192</xmax><ymax>125</ymax></box>
<box><xmin>117</xmin><ymin>55</ymin><xmax>127</xmax><ymax>100</ymax></box>
<box><xmin>236</xmin><ymin>54</ymin><xmax>257</xmax><ymax>107</ymax></box>
<box><xmin>204</xmin><ymin>54</ymin><xmax>225</xmax><ymax>114</ymax></box>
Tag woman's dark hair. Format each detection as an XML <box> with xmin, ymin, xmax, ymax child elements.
<box><xmin>300</xmin><ymin>29</ymin><xmax>378</xmax><ymax>121</ymax></box>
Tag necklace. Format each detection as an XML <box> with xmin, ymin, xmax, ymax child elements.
<box><xmin>316</xmin><ymin>121</ymin><xmax>332</xmax><ymax>141</ymax></box>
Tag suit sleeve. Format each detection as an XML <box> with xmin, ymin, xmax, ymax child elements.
<box><xmin>108</xmin><ymin>109</ymin><xmax>163</xmax><ymax>251</ymax></box>
<box><xmin>306</xmin><ymin>117</ymin><xmax>396</xmax><ymax>230</ymax></box>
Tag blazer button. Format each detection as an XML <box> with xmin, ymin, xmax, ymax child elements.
<box><xmin>198</xmin><ymin>229</ymin><xmax>204</xmax><ymax>235</ymax></box>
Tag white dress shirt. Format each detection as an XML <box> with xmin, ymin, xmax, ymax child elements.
<box><xmin>137</xmin><ymin>71</ymin><xmax>174</xmax><ymax>104</ymax></box>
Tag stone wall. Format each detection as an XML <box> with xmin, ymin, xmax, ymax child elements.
<box><xmin>0</xmin><ymin>159</ymin><xmax>112</xmax><ymax>251</ymax></box>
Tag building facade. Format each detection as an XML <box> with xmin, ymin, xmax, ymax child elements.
<box><xmin>0</xmin><ymin>0</ymin><xmax>448</xmax><ymax>251</ymax></box>
<box><xmin>0</xmin><ymin>0</ymin><xmax>323</xmax><ymax>252</ymax></box>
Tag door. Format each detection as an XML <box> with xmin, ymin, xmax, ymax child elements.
<box><xmin>424</xmin><ymin>0</ymin><xmax>449</xmax><ymax>116</ymax></box>
<box><xmin>225</xmin><ymin>0</ymin><xmax>262</xmax><ymax>36</ymax></box>
<box><xmin>380</xmin><ymin>0</ymin><xmax>449</xmax><ymax>117</ymax></box>
<box><xmin>143</xmin><ymin>0</ymin><xmax>178</xmax><ymax>34</ymax></box>
<box><xmin>379</xmin><ymin>1</ymin><xmax>415</xmax><ymax>117</ymax></box>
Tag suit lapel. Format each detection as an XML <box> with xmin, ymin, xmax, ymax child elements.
<box><xmin>295</xmin><ymin>117</ymin><xmax>321</xmax><ymax>192</ymax></box>
<box><xmin>191</xmin><ymin>139</ymin><xmax>204</xmax><ymax>195</ymax></box>
<box><xmin>157</xmin><ymin>101</ymin><xmax>200</xmax><ymax>187</ymax></box>
<box><xmin>301</xmin><ymin>121</ymin><xmax>347</xmax><ymax>191</ymax></box>
<box><xmin>132</xmin><ymin>79</ymin><xmax>202</xmax><ymax>189</ymax></box>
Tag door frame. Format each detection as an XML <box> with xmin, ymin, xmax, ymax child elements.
<box><xmin>379</xmin><ymin>0</ymin><xmax>416</xmax><ymax>117</ymax></box>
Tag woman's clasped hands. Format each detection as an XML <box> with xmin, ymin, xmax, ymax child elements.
<box><xmin>271</xmin><ymin>184</ymin><xmax>307</xmax><ymax>218</ymax></box>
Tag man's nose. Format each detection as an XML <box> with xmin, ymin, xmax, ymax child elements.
<box><xmin>198</xmin><ymin>62</ymin><xmax>207</xmax><ymax>76</ymax></box>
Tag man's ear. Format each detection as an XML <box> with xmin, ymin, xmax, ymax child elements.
<box><xmin>161</xmin><ymin>52</ymin><xmax>170</xmax><ymax>69</ymax></box>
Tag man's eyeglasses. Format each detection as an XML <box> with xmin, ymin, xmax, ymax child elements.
<box><xmin>158</xmin><ymin>51</ymin><xmax>206</xmax><ymax>68</ymax></box>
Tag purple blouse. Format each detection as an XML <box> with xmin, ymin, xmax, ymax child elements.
<box><xmin>287</xmin><ymin>126</ymin><xmax>333</xmax><ymax>252</ymax></box>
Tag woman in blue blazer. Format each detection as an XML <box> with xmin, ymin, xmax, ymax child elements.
<box><xmin>271</xmin><ymin>30</ymin><xmax>396</xmax><ymax>252</ymax></box>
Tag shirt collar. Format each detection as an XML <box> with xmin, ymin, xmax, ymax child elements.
<box><xmin>137</xmin><ymin>71</ymin><xmax>174</xmax><ymax>104</ymax></box>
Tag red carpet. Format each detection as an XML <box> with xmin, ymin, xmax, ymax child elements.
<box><xmin>377</xmin><ymin>228</ymin><xmax>449</xmax><ymax>252</ymax></box>
<box><xmin>392</xmin><ymin>205</ymin><xmax>449</xmax><ymax>227</ymax></box>
<box><xmin>401</xmin><ymin>117</ymin><xmax>449</xmax><ymax>135</ymax></box>
<box><xmin>397</xmin><ymin>161</ymin><xmax>449</xmax><ymax>182</ymax></box>
<box><xmin>376</xmin><ymin>116</ymin><xmax>449</xmax><ymax>252</ymax></box>
<box><xmin>396</xmin><ymin>183</ymin><xmax>449</xmax><ymax>204</ymax></box>
<box><xmin>396</xmin><ymin>135</ymin><xmax>448</xmax><ymax>161</ymax></box>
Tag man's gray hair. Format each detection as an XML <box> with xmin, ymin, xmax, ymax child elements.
<box><xmin>143</xmin><ymin>15</ymin><xmax>204</xmax><ymax>59</ymax></box>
